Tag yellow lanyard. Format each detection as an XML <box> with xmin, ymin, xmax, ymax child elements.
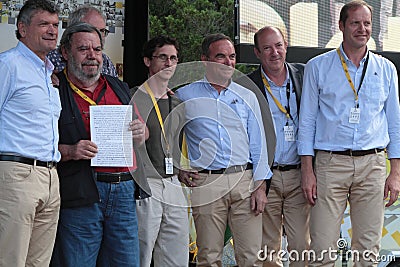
<box><xmin>143</xmin><ymin>82</ymin><xmax>170</xmax><ymax>153</ymax></box>
<box><xmin>64</xmin><ymin>69</ymin><xmax>97</xmax><ymax>105</ymax></box>
<box><xmin>261</xmin><ymin>73</ymin><xmax>291</xmax><ymax>120</ymax></box>
<box><xmin>336</xmin><ymin>48</ymin><xmax>369</xmax><ymax>106</ymax></box>
<box><xmin>336</xmin><ymin>48</ymin><xmax>359</xmax><ymax>102</ymax></box>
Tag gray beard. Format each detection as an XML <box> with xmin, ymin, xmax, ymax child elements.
<box><xmin>68</xmin><ymin>56</ymin><xmax>103</xmax><ymax>85</ymax></box>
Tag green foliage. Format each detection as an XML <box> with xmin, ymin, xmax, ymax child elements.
<box><xmin>235</xmin><ymin>63</ymin><xmax>258</xmax><ymax>75</ymax></box>
<box><xmin>149</xmin><ymin>0</ymin><xmax>234</xmax><ymax>62</ymax></box>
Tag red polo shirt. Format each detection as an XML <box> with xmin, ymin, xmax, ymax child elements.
<box><xmin>72</xmin><ymin>75</ymin><xmax>142</xmax><ymax>173</ymax></box>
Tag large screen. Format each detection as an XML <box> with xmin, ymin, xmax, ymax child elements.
<box><xmin>237</xmin><ymin>0</ymin><xmax>400</xmax><ymax>52</ymax></box>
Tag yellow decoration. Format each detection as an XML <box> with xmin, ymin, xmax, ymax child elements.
<box><xmin>392</xmin><ymin>231</ymin><xmax>400</xmax><ymax>247</ymax></box>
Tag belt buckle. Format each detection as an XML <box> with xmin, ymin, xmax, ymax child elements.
<box><xmin>111</xmin><ymin>174</ymin><xmax>122</xmax><ymax>184</ymax></box>
<box><xmin>232</xmin><ymin>165</ymin><xmax>239</xmax><ymax>173</ymax></box>
<box><xmin>276</xmin><ymin>164</ymin><xmax>284</xmax><ymax>171</ymax></box>
<box><xmin>47</xmin><ymin>161</ymin><xmax>56</xmax><ymax>169</ymax></box>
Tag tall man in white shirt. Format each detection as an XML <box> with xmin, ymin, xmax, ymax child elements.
<box><xmin>0</xmin><ymin>1</ymin><xmax>61</xmax><ymax>266</ymax></box>
<box><xmin>298</xmin><ymin>1</ymin><xmax>400</xmax><ymax>266</ymax></box>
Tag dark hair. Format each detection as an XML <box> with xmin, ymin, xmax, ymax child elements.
<box><xmin>16</xmin><ymin>0</ymin><xmax>59</xmax><ymax>39</ymax></box>
<box><xmin>68</xmin><ymin>5</ymin><xmax>106</xmax><ymax>26</ymax></box>
<box><xmin>201</xmin><ymin>33</ymin><xmax>233</xmax><ymax>57</ymax></box>
<box><xmin>339</xmin><ymin>0</ymin><xmax>372</xmax><ymax>25</ymax></box>
<box><xmin>59</xmin><ymin>22</ymin><xmax>103</xmax><ymax>55</ymax></box>
<box><xmin>142</xmin><ymin>35</ymin><xmax>179</xmax><ymax>59</ymax></box>
<box><xmin>254</xmin><ymin>26</ymin><xmax>286</xmax><ymax>51</ymax></box>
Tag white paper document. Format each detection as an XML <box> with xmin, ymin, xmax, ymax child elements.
<box><xmin>90</xmin><ymin>105</ymin><xmax>133</xmax><ymax>167</ymax></box>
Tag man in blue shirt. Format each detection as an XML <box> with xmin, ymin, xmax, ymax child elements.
<box><xmin>176</xmin><ymin>33</ymin><xmax>272</xmax><ymax>266</ymax></box>
<box><xmin>248</xmin><ymin>26</ymin><xmax>310</xmax><ymax>267</ymax></box>
<box><xmin>0</xmin><ymin>0</ymin><xmax>61</xmax><ymax>266</ymax></box>
<box><xmin>298</xmin><ymin>1</ymin><xmax>400</xmax><ymax>266</ymax></box>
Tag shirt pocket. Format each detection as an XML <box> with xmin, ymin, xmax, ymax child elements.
<box><xmin>363</xmin><ymin>76</ymin><xmax>387</xmax><ymax>103</ymax></box>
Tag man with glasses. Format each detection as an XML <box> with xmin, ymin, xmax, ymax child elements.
<box><xmin>132</xmin><ymin>35</ymin><xmax>189</xmax><ymax>267</ymax></box>
<box><xmin>48</xmin><ymin>5</ymin><xmax>118</xmax><ymax>79</ymax></box>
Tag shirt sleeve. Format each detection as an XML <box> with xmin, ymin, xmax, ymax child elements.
<box><xmin>297</xmin><ymin>60</ymin><xmax>319</xmax><ymax>156</ymax></box>
<box><xmin>102</xmin><ymin>54</ymin><xmax>118</xmax><ymax>77</ymax></box>
<box><xmin>384</xmin><ymin>62</ymin><xmax>400</xmax><ymax>158</ymax></box>
<box><xmin>0</xmin><ymin>60</ymin><xmax>12</xmax><ymax>112</ymax></box>
<box><xmin>247</xmin><ymin>92</ymin><xmax>273</xmax><ymax>181</ymax></box>
<box><xmin>47</xmin><ymin>49</ymin><xmax>65</xmax><ymax>73</ymax></box>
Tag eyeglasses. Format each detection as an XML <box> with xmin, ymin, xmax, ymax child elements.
<box><xmin>152</xmin><ymin>54</ymin><xmax>178</xmax><ymax>63</ymax></box>
<box><xmin>99</xmin><ymin>28</ymin><xmax>110</xmax><ymax>37</ymax></box>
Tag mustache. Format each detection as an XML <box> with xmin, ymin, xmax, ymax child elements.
<box><xmin>82</xmin><ymin>60</ymin><xmax>100</xmax><ymax>66</ymax></box>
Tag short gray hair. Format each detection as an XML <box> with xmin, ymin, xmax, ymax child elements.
<box><xmin>16</xmin><ymin>0</ymin><xmax>59</xmax><ymax>39</ymax></box>
<box><xmin>68</xmin><ymin>5</ymin><xmax>106</xmax><ymax>26</ymax></box>
<box><xmin>201</xmin><ymin>33</ymin><xmax>233</xmax><ymax>57</ymax></box>
<box><xmin>59</xmin><ymin>22</ymin><xmax>103</xmax><ymax>54</ymax></box>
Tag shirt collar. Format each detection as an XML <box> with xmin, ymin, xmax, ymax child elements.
<box><xmin>16</xmin><ymin>41</ymin><xmax>55</xmax><ymax>72</ymax></box>
<box><xmin>339</xmin><ymin>43</ymin><xmax>369</xmax><ymax>64</ymax></box>
<box><xmin>202</xmin><ymin>76</ymin><xmax>233</xmax><ymax>95</ymax></box>
<box><xmin>261</xmin><ymin>63</ymin><xmax>290</xmax><ymax>87</ymax></box>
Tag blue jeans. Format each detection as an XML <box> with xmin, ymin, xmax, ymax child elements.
<box><xmin>51</xmin><ymin>179</ymin><xmax>139</xmax><ymax>267</ymax></box>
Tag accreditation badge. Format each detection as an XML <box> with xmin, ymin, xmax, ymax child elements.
<box><xmin>284</xmin><ymin>126</ymin><xmax>295</xmax><ymax>142</ymax></box>
<box><xmin>349</xmin><ymin>107</ymin><xmax>360</xmax><ymax>124</ymax></box>
<box><xmin>165</xmin><ymin>157</ymin><xmax>173</xmax><ymax>175</ymax></box>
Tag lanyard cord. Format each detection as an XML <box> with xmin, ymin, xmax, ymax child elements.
<box><xmin>64</xmin><ymin>69</ymin><xmax>106</xmax><ymax>106</ymax></box>
<box><xmin>336</xmin><ymin>48</ymin><xmax>369</xmax><ymax>107</ymax></box>
<box><xmin>261</xmin><ymin>73</ymin><xmax>294</xmax><ymax>124</ymax></box>
<box><xmin>143</xmin><ymin>82</ymin><xmax>170</xmax><ymax>153</ymax></box>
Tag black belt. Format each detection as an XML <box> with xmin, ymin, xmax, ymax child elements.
<box><xmin>198</xmin><ymin>163</ymin><xmax>252</xmax><ymax>175</ymax></box>
<box><xmin>96</xmin><ymin>172</ymin><xmax>133</xmax><ymax>183</ymax></box>
<box><xmin>320</xmin><ymin>148</ymin><xmax>384</xmax><ymax>157</ymax></box>
<box><xmin>272</xmin><ymin>164</ymin><xmax>301</xmax><ymax>172</ymax></box>
<box><xmin>0</xmin><ymin>155</ymin><xmax>57</xmax><ymax>168</ymax></box>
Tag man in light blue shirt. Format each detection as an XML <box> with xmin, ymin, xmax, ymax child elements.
<box><xmin>248</xmin><ymin>26</ymin><xmax>310</xmax><ymax>267</ymax></box>
<box><xmin>298</xmin><ymin>1</ymin><xmax>400</xmax><ymax>266</ymax></box>
<box><xmin>0</xmin><ymin>0</ymin><xmax>61</xmax><ymax>266</ymax></box>
<box><xmin>176</xmin><ymin>33</ymin><xmax>272</xmax><ymax>266</ymax></box>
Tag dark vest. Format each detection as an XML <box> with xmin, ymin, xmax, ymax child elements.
<box><xmin>57</xmin><ymin>72</ymin><xmax>150</xmax><ymax>208</ymax></box>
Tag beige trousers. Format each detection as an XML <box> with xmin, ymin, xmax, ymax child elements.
<box><xmin>0</xmin><ymin>161</ymin><xmax>60</xmax><ymax>267</ymax></box>
<box><xmin>309</xmin><ymin>151</ymin><xmax>386</xmax><ymax>267</ymax></box>
<box><xmin>136</xmin><ymin>176</ymin><xmax>189</xmax><ymax>267</ymax></box>
<box><xmin>262</xmin><ymin>168</ymin><xmax>310</xmax><ymax>267</ymax></box>
<box><xmin>191</xmin><ymin>170</ymin><xmax>263</xmax><ymax>267</ymax></box>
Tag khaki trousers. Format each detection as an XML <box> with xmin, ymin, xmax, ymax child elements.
<box><xmin>262</xmin><ymin>168</ymin><xmax>310</xmax><ymax>267</ymax></box>
<box><xmin>310</xmin><ymin>151</ymin><xmax>386</xmax><ymax>267</ymax></box>
<box><xmin>136</xmin><ymin>176</ymin><xmax>189</xmax><ymax>267</ymax></box>
<box><xmin>191</xmin><ymin>170</ymin><xmax>263</xmax><ymax>267</ymax></box>
<box><xmin>0</xmin><ymin>161</ymin><xmax>60</xmax><ymax>267</ymax></box>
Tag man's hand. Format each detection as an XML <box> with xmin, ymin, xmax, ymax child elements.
<box><xmin>178</xmin><ymin>169</ymin><xmax>200</xmax><ymax>187</ymax></box>
<box><xmin>251</xmin><ymin>180</ymin><xmax>267</xmax><ymax>216</ymax></box>
<box><xmin>129</xmin><ymin>119</ymin><xmax>146</xmax><ymax>146</ymax></box>
<box><xmin>58</xmin><ymin>140</ymin><xmax>98</xmax><ymax>161</ymax></box>
<box><xmin>301</xmin><ymin>155</ymin><xmax>317</xmax><ymax>206</ymax></box>
<box><xmin>385</xmin><ymin>158</ymin><xmax>400</xmax><ymax>207</ymax></box>
<box><xmin>51</xmin><ymin>72</ymin><xmax>60</xmax><ymax>87</ymax></box>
